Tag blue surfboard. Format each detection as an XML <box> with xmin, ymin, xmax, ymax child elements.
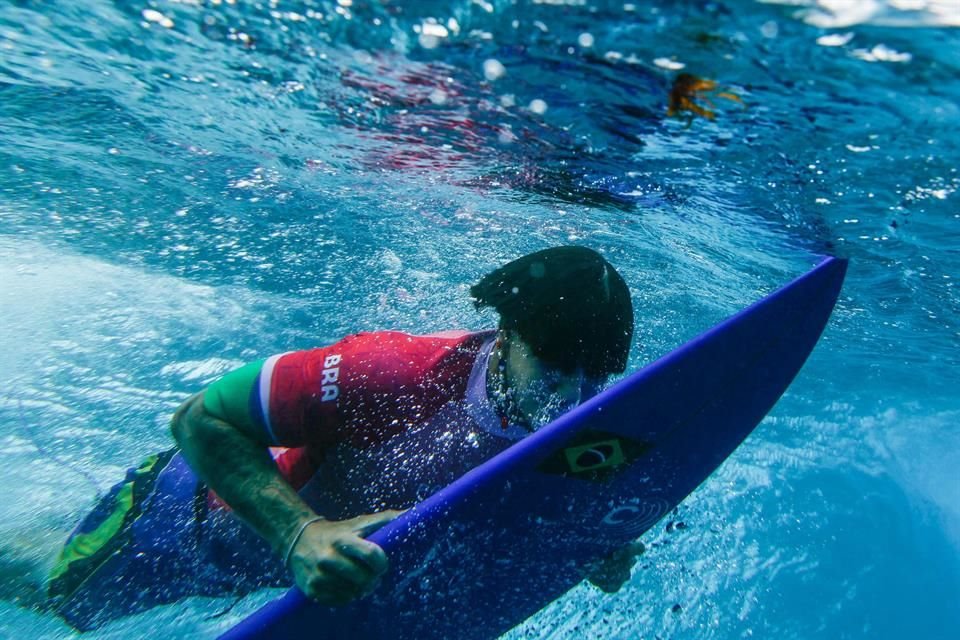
<box><xmin>221</xmin><ymin>256</ymin><xmax>847</xmax><ymax>640</ymax></box>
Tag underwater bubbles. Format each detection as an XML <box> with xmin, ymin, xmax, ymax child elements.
<box><xmin>483</xmin><ymin>59</ymin><xmax>507</xmax><ymax>82</ymax></box>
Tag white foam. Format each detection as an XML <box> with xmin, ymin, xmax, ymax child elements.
<box><xmin>877</xmin><ymin>409</ymin><xmax>960</xmax><ymax>548</ymax></box>
<box><xmin>0</xmin><ymin>237</ymin><xmax>292</xmax><ymax>528</ymax></box>
<box><xmin>761</xmin><ymin>0</ymin><xmax>960</xmax><ymax>27</ymax></box>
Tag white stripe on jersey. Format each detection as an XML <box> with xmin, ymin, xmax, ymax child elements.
<box><xmin>259</xmin><ymin>353</ymin><xmax>287</xmax><ymax>445</ymax></box>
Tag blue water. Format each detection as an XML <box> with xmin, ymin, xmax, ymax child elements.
<box><xmin>1</xmin><ymin>0</ymin><xmax>958</xmax><ymax>638</ymax></box>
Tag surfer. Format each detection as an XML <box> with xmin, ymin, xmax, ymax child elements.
<box><xmin>39</xmin><ymin>246</ymin><xmax>643</xmax><ymax>630</ymax></box>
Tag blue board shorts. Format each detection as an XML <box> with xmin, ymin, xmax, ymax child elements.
<box><xmin>47</xmin><ymin>449</ymin><xmax>290</xmax><ymax>631</ymax></box>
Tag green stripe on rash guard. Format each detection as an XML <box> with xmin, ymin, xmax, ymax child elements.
<box><xmin>203</xmin><ymin>359</ymin><xmax>266</xmax><ymax>437</ymax></box>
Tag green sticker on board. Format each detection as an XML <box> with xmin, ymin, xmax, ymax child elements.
<box><xmin>537</xmin><ymin>429</ymin><xmax>652</xmax><ymax>482</ymax></box>
<box><xmin>563</xmin><ymin>439</ymin><xmax>625</xmax><ymax>472</ymax></box>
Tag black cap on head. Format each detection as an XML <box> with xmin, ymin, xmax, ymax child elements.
<box><xmin>471</xmin><ymin>246</ymin><xmax>634</xmax><ymax>377</ymax></box>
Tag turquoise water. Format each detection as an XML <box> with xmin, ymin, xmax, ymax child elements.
<box><xmin>1</xmin><ymin>0</ymin><xmax>958</xmax><ymax>638</ymax></box>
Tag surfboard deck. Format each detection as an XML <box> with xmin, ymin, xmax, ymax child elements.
<box><xmin>221</xmin><ymin>256</ymin><xmax>847</xmax><ymax>640</ymax></box>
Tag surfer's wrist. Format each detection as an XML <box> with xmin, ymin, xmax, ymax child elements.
<box><xmin>284</xmin><ymin>516</ymin><xmax>326</xmax><ymax>568</ymax></box>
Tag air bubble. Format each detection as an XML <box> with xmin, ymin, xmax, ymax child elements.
<box><xmin>483</xmin><ymin>59</ymin><xmax>506</xmax><ymax>82</ymax></box>
<box><xmin>529</xmin><ymin>99</ymin><xmax>548</xmax><ymax>115</ymax></box>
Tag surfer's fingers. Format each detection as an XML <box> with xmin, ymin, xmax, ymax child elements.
<box><xmin>586</xmin><ymin>543</ymin><xmax>641</xmax><ymax>593</ymax></box>
<box><xmin>587</xmin><ymin>560</ymin><xmax>632</xmax><ymax>593</ymax></box>
<box><xmin>594</xmin><ymin>571</ymin><xmax>630</xmax><ymax>593</ymax></box>
<box><xmin>317</xmin><ymin>548</ymin><xmax>378</xmax><ymax>589</ymax></box>
<box><xmin>336</xmin><ymin>537</ymin><xmax>389</xmax><ymax>577</ymax></box>
<box><xmin>302</xmin><ymin>565</ymin><xmax>359</xmax><ymax>603</ymax></box>
<box><xmin>612</xmin><ymin>540</ymin><xmax>645</xmax><ymax>562</ymax></box>
<box><xmin>302</xmin><ymin>510</ymin><xmax>398</xmax><ymax>597</ymax></box>
<box><xmin>307</xmin><ymin>583</ymin><xmax>360</xmax><ymax>607</ymax></box>
<box><xmin>304</xmin><ymin>561</ymin><xmax>367</xmax><ymax>606</ymax></box>
<box><xmin>351</xmin><ymin>509</ymin><xmax>406</xmax><ymax>537</ymax></box>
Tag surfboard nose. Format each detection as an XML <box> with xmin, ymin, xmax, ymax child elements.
<box><xmin>813</xmin><ymin>255</ymin><xmax>848</xmax><ymax>303</ymax></box>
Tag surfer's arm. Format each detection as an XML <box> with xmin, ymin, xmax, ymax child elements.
<box><xmin>171</xmin><ymin>392</ymin><xmax>318</xmax><ymax>559</ymax></box>
<box><xmin>171</xmin><ymin>391</ymin><xmax>397</xmax><ymax>604</ymax></box>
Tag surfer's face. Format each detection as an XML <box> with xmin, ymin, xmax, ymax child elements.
<box><xmin>505</xmin><ymin>337</ymin><xmax>603</xmax><ymax>429</ymax></box>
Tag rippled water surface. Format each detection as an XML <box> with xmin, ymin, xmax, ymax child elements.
<box><xmin>1</xmin><ymin>1</ymin><xmax>958</xmax><ymax>638</ymax></box>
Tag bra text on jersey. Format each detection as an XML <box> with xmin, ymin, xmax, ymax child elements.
<box><xmin>321</xmin><ymin>354</ymin><xmax>341</xmax><ymax>402</ymax></box>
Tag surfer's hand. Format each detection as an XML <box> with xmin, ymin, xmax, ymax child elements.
<box><xmin>287</xmin><ymin>510</ymin><xmax>403</xmax><ymax>606</ymax></box>
<box><xmin>586</xmin><ymin>541</ymin><xmax>646</xmax><ymax>593</ymax></box>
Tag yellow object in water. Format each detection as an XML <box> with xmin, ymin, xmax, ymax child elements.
<box><xmin>668</xmin><ymin>73</ymin><xmax>744</xmax><ymax>121</ymax></box>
